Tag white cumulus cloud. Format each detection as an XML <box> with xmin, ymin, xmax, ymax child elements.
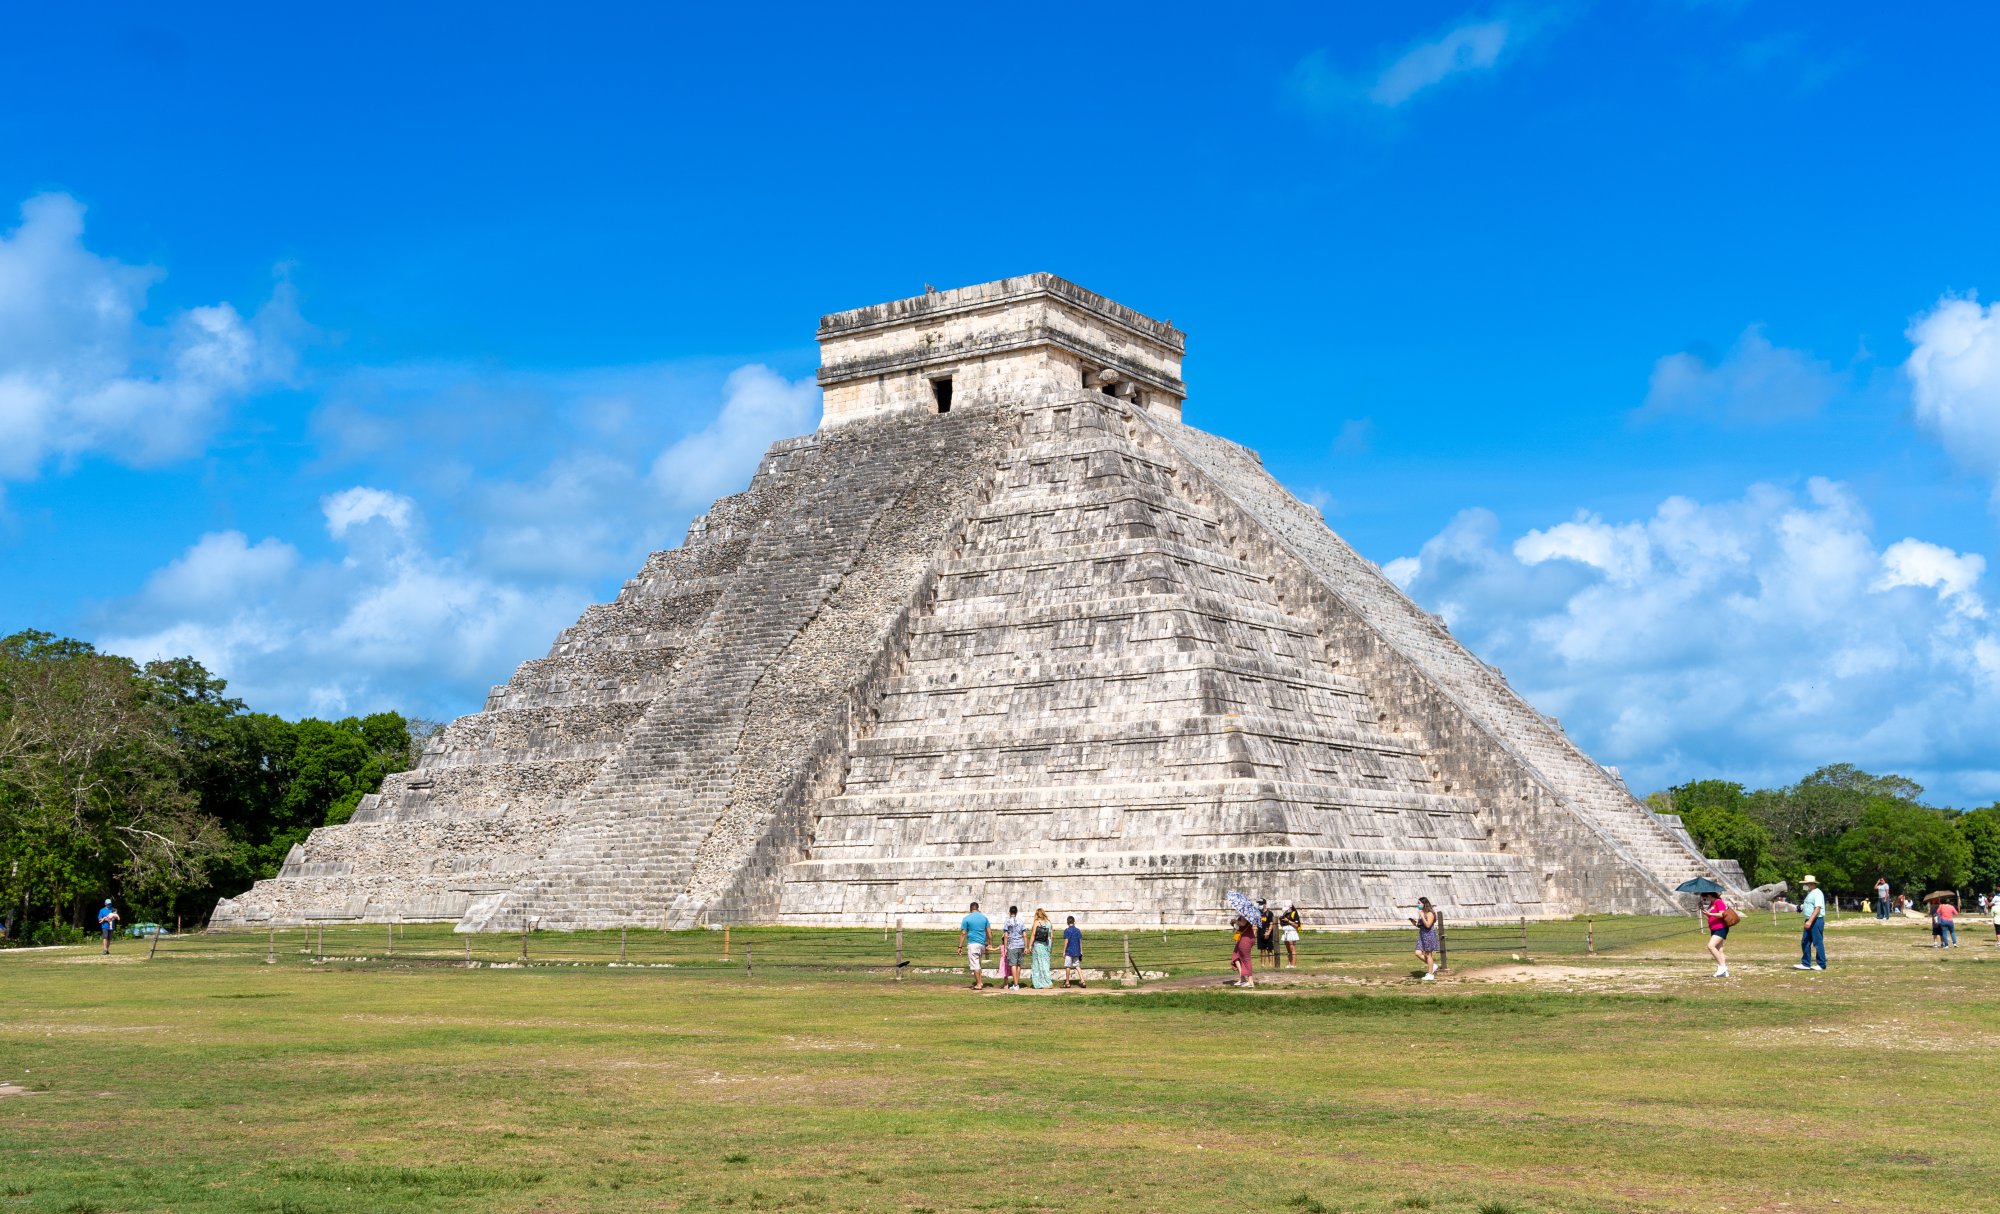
<box><xmin>1383</xmin><ymin>478</ymin><xmax>2000</xmax><ymax>803</ymax></box>
<box><xmin>1905</xmin><ymin>293</ymin><xmax>2000</xmax><ymax>501</ymax></box>
<box><xmin>650</xmin><ymin>364</ymin><xmax>818</xmax><ymax>507</ymax></box>
<box><xmin>0</xmin><ymin>192</ymin><xmax>294</xmax><ymax>482</ymax></box>
<box><xmin>97</xmin><ymin>489</ymin><xmax>589</xmax><ymax>721</ymax></box>
<box><xmin>322</xmin><ymin>486</ymin><xmax>417</xmax><ymax>538</ymax></box>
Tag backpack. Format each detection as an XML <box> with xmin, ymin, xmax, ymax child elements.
<box><xmin>1720</xmin><ymin>905</ymin><xmax>1741</xmax><ymax>928</ymax></box>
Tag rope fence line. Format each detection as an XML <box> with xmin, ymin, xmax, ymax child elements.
<box><xmin>144</xmin><ymin>913</ymin><xmax>1707</xmax><ymax>983</ymax></box>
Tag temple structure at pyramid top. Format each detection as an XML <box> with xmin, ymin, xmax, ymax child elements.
<box><xmin>817</xmin><ymin>273</ymin><xmax>1188</xmax><ymax>426</ymax></box>
<box><xmin>214</xmin><ymin>275</ymin><xmax>1741</xmax><ymax>933</ymax></box>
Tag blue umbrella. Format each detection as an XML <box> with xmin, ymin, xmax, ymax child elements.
<box><xmin>1676</xmin><ymin>877</ymin><xmax>1726</xmax><ymax>894</ymax></box>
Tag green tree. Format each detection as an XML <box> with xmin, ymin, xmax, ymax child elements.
<box><xmin>1743</xmin><ymin>764</ymin><xmax>1931</xmax><ymax>887</ymax></box>
<box><xmin>1667</xmin><ymin>779</ymin><xmax>1777</xmax><ymax>885</ymax></box>
<box><xmin>1832</xmin><ymin>799</ymin><xmax>1971</xmax><ymax>896</ymax></box>
<box><xmin>1955</xmin><ymin>805</ymin><xmax>2000</xmax><ymax>893</ymax></box>
<box><xmin>0</xmin><ymin>632</ymin><xmax>225</xmax><ymax>928</ymax></box>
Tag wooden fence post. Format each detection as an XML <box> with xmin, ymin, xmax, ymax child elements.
<box><xmin>723</xmin><ymin>925</ymin><xmax>731</xmax><ymax>961</ymax></box>
<box><xmin>1519</xmin><ymin>915</ymin><xmax>1529</xmax><ymax>958</ymax></box>
<box><xmin>1437</xmin><ymin>911</ymin><xmax>1449</xmax><ymax>974</ymax></box>
<box><xmin>745</xmin><ymin>944</ymin><xmax>753</xmax><ymax>979</ymax></box>
<box><xmin>464</xmin><ymin>934</ymin><xmax>471</xmax><ymax>968</ymax></box>
<box><xmin>317</xmin><ymin>922</ymin><xmax>324</xmax><ymax>960</ymax></box>
<box><xmin>1123</xmin><ymin>933</ymin><xmax>1136</xmax><ymax>986</ymax></box>
<box><xmin>519</xmin><ymin>916</ymin><xmax>530</xmax><ymax>962</ymax></box>
<box><xmin>266</xmin><ymin>929</ymin><xmax>275</xmax><ymax>965</ymax></box>
<box><xmin>1587</xmin><ymin>914</ymin><xmax>1595</xmax><ymax>957</ymax></box>
<box><xmin>894</xmin><ymin>920</ymin><xmax>904</xmax><ymax>981</ymax></box>
<box><xmin>147</xmin><ymin>925</ymin><xmax>161</xmax><ymax>960</ymax></box>
<box><xmin>1159</xmin><ymin>910</ymin><xmax>1167</xmax><ymax>945</ymax></box>
<box><xmin>386</xmin><ymin>922</ymin><xmax>393</xmax><ymax>958</ymax></box>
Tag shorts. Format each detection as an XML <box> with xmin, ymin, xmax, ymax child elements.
<box><xmin>966</xmin><ymin>943</ymin><xmax>986</xmax><ymax>968</ymax></box>
<box><xmin>1064</xmin><ymin>953</ymin><xmax>1082</xmax><ymax>967</ymax></box>
<box><xmin>1710</xmin><ymin>927</ymin><xmax>1729</xmax><ymax>940</ymax></box>
<box><xmin>1005</xmin><ymin>946</ymin><xmax>1025</xmax><ymax>969</ymax></box>
<box><xmin>1280</xmin><ymin>926</ymin><xmax>1299</xmax><ymax>943</ymax></box>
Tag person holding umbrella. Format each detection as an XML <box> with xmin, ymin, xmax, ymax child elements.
<box><xmin>1223</xmin><ymin>890</ymin><xmax>1261</xmax><ymax>987</ymax></box>
<box><xmin>1229</xmin><ymin>915</ymin><xmax>1256</xmax><ymax>987</ymax></box>
<box><xmin>1677</xmin><ymin>877</ymin><xmax>1733</xmax><ymax>977</ymax></box>
<box><xmin>1927</xmin><ymin>893</ymin><xmax>1959</xmax><ymax>948</ymax></box>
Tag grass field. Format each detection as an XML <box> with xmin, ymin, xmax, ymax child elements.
<box><xmin>2</xmin><ymin>911</ymin><xmax>1994</xmax><ymax>1213</ymax></box>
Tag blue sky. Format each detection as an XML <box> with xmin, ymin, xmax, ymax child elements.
<box><xmin>3</xmin><ymin>3</ymin><xmax>1997</xmax><ymax>803</ymax></box>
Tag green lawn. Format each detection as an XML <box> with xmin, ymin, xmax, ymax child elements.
<box><xmin>2</xmin><ymin>912</ymin><xmax>1994</xmax><ymax>1213</ymax></box>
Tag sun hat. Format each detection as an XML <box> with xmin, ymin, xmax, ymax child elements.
<box><xmin>1801</xmin><ymin>875</ymin><xmax>1818</xmax><ymax>885</ymax></box>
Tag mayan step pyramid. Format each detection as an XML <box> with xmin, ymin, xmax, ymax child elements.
<box><xmin>213</xmin><ymin>275</ymin><xmax>1738</xmax><ymax>931</ymax></box>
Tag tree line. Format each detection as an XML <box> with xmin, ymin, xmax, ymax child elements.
<box><xmin>1648</xmin><ymin>764</ymin><xmax>2000</xmax><ymax>898</ymax></box>
<box><xmin>0</xmin><ymin>631</ymin><xmax>433</xmax><ymax>942</ymax></box>
<box><xmin>7</xmin><ymin>625</ymin><xmax>1994</xmax><ymax>939</ymax></box>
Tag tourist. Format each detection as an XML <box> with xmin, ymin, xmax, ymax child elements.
<box><xmin>1411</xmin><ymin>897</ymin><xmax>1440</xmax><ymax>981</ymax></box>
<box><xmin>1062</xmin><ymin>915</ymin><xmax>1084</xmax><ymax>988</ymax></box>
<box><xmin>960</xmin><ymin>901</ymin><xmax>990</xmax><ymax>990</ymax></box>
<box><xmin>1277</xmin><ymin>901</ymin><xmax>1302</xmax><ymax>969</ymax></box>
<box><xmin>1255</xmin><ymin>898</ymin><xmax>1276</xmax><ymax>968</ymax></box>
<box><xmin>1228</xmin><ymin>915</ymin><xmax>1256</xmax><ymax>987</ymax></box>
<box><xmin>1028</xmin><ymin>908</ymin><xmax>1054</xmax><ymax>988</ymax></box>
<box><xmin>1875</xmin><ymin>877</ymin><xmax>1891</xmax><ymax>921</ymax></box>
<box><xmin>1704</xmin><ymin>892</ymin><xmax>1732</xmax><ymax>977</ymax></box>
<box><xmin>1793</xmin><ymin>875</ymin><xmax>1827</xmax><ymax>971</ymax></box>
<box><xmin>1001</xmin><ymin>905</ymin><xmax>1027</xmax><ymax>991</ymax></box>
<box><xmin>96</xmin><ymin>899</ymin><xmax>120</xmax><ymax>955</ymax></box>
<box><xmin>1931</xmin><ymin>901</ymin><xmax>1946</xmax><ymax>947</ymax></box>
<box><xmin>1937</xmin><ymin>899</ymin><xmax>1958</xmax><ymax>948</ymax></box>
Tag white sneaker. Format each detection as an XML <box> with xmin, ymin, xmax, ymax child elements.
<box><xmin>1793</xmin><ymin>963</ymin><xmax>1812</xmax><ymax>970</ymax></box>
<box><xmin>1421</xmin><ymin>972</ymin><xmax>1435</xmax><ymax>982</ymax></box>
<box><xmin>1812</xmin><ymin>965</ymin><xmax>1825</xmax><ymax>971</ymax></box>
<box><xmin>1713</xmin><ymin>966</ymin><xmax>1727</xmax><ymax>977</ymax></box>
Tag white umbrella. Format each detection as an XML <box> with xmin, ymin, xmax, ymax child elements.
<box><xmin>1224</xmin><ymin>889</ymin><xmax>1260</xmax><ymax>924</ymax></box>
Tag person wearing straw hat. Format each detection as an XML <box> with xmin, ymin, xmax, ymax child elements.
<box><xmin>1793</xmin><ymin>875</ymin><xmax>1827</xmax><ymax>971</ymax></box>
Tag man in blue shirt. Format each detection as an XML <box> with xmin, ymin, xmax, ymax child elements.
<box><xmin>1062</xmin><ymin>916</ymin><xmax>1084</xmax><ymax>988</ymax></box>
<box><xmin>959</xmin><ymin>901</ymin><xmax>990</xmax><ymax>990</ymax></box>
<box><xmin>96</xmin><ymin>899</ymin><xmax>120</xmax><ymax>955</ymax></box>
<box><xmin>1793</xmin><ymin>875</ymin><xmax>1827</xmax><ymax>971</ymax></box>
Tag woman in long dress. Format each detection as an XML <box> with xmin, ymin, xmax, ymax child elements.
<box><xmin>1411</xmin><ymin>897</ymin><xmax>1441</xmax><ymax>981</ymax></box>
<box><xmin>1028</xmin><ymin>908</ymin><xmax>1054</xmax><ymax>989</ymax></box>
<box><xmin>1229</xmin><ymin>915</ymin><xmax>1256</xmax><ymax>987</ymax></box>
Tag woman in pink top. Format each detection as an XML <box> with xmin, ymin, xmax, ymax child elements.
<box><xmin>1705</xmin><ymin>895</ymin><xmax>1731</xmax><ymax>978</ymax></box>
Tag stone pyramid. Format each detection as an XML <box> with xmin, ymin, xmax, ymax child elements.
<box><xmin>214</xmin><ymin>275</ymin><xmax>1736</xmax><ymax>931</ymax></box>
